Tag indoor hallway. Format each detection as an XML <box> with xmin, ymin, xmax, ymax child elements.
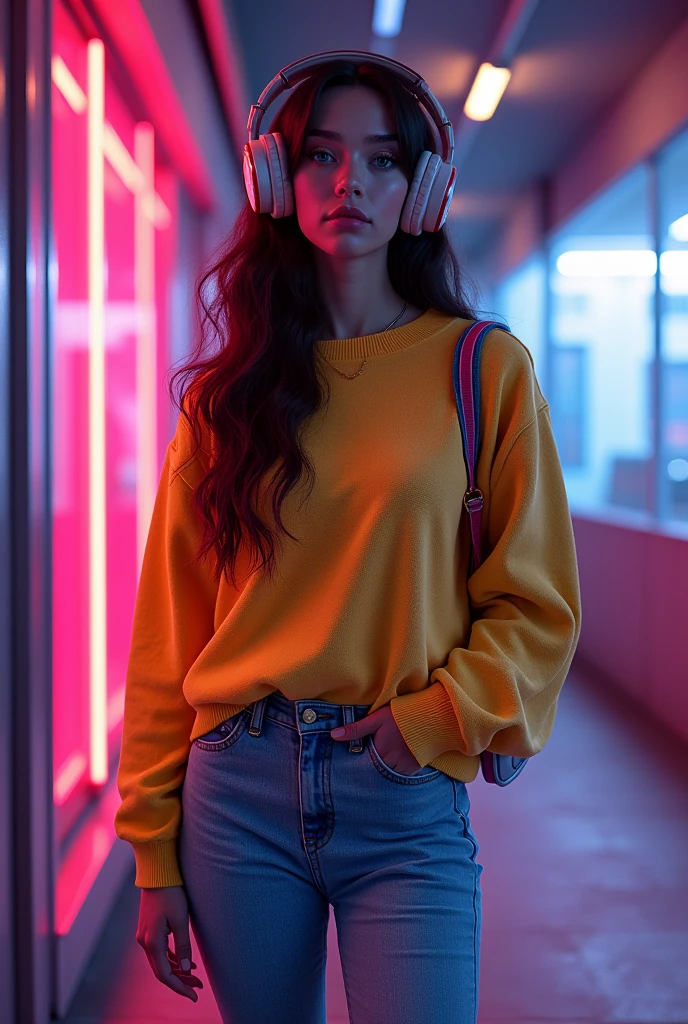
<box><xmin>63</xmin><ymin>662</ymin><xmax>688</xmax><ymax>1024</ymax></box>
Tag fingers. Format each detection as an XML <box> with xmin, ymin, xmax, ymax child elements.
<box><xmin>142</xmin><ymin>940</ymin><xmax>199</xmax><ymax>1001</ymax></box>
<box><xmin>331</xmin><ymin>706</ymin><xmax>388</xmax><ymax>740</ymax></box>
<box><xmin>167</xmin><ymin>947</ymin><xmax>197</xmax><ymax>971</ymax></box>
<box><xmin>167</xmin><ymin>946</ymin><xmax>204</xmax><ymax>989</ymax></box>
<box><xmin>169</xmin><ymin>901</ymin><xmax>203</xmax><ymax>990</ymax></box>
<box><xmin>169</xmin><ymin>930</ymin><xmax>192</xmax><ymax>974</ymax></box>
<box><xmin>136</xmin><ymin>886</ymin><xmax>202</xmax><ymax>1002</ymax></box>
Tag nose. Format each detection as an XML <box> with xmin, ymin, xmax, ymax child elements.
<box><xmin>336</xmin><ymin>182</ymin><xmax>363</xmax><ymax>197</ymax></box>
<box><xmin>335</xmin><ymin>161</ymin><xmax>363</xmax><ymax>198</ymax></box>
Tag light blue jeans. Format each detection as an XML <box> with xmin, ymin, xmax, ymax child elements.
<box><xmin>179</xmin><ymin>690</ymin><xmax>483</xmax><ymax>1024</ymax></box>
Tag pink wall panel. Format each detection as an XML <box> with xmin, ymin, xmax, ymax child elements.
<box><xmin>646</xmin><ymin>528</ymin><xmax>688</xmax><ymax>737</ymax></box>
<box><xmin>573</xmin><ymin>513</ymin><xmax>688</xmax><ymax>743</ymax></box>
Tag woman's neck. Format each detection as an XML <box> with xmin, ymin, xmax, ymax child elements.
<box><xmin>314</xmin><ymin>246</ymin><xmax>423</xmax><ymax>339</ymax></box>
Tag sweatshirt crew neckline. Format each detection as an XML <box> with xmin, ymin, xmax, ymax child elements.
<box><xmin>316</xmin><ymin>307</ymin><xmax>457</xmax><ymax>361</ymax></box>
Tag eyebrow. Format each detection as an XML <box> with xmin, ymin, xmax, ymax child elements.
<box><xmin>306</xmin><ymin>129</ymin><xmax>399</xmax><ymax>144</ymax></box>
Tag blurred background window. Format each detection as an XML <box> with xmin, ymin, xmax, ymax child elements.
<box><xmin>549</xmin><ymin>165</ymin><xmax>655</xmax><ymax>514</ymax></box>
<box><xmin>493</xmin><ymin>251</ymin><xmax>546</xmax><ymax>381</ymax></box>
<box><xmin>658</xmin><ymin>128</ymin><xmax>688</xmax><ymax>524</ymax></box>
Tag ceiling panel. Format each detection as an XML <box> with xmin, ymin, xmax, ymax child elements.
<box><xmin>224</xmin><ymin>0</ymin><xmax>687</xmax><ymax>263</ymax></box>
<box><xmin>228</xmin><ymin>0</ymin><xmax>506</xmax><ymax>109</ymax></box>
<box><xmin>457</xmin><ymin>0</ymin><xmax>688</xmax><ymax>194</ymax></box>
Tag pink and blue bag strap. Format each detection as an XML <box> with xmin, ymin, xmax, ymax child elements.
<box><xmin>451</xmin><ymin>320</ymin><xmax>505</xmax><ymax>573</ymax></box>
<box><xmin>452</xmin><ymin>319</ymin><xmax>529</xmax><ymax>787</ymax></box>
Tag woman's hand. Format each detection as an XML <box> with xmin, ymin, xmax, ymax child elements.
<box><xmin>330</xmin><ymin>704</ymin><xmax>422</xmax><ymax>774</ymax></box>
<box><xmin>136</xmin><ymin>885</ymin><xmax>203</xmax><ymax>1002</ymax></box>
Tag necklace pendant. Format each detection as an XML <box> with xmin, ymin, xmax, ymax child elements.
<box><xmin>324</xmin><ymin>300</ymin><xmax>408</xmax><ymax>380</ymax></box>
<box><xmin>333</xmin><ymin>359</ymin><xmax>366</xmax><ymax>380</ymax></box>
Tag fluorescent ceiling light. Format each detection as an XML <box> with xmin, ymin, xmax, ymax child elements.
<box><xmin>556</xmin><ymin>250</ymin><xmax>658</xmax><ymax>277</ymax></box>
<box><xmin>660</xmin><ymin>250</ymin><xmax>688</xmax><ymax>294</ymax></box>
<box><xmin>463</xmin><ymin>63</ymin><xmax>511</xmax><ymax>122</ymax></box>
<box><xmin>668</xmin><ymin>213</ymin><xmax>688</xmax><ymax>241</ymax></box>
<box><xmin>554</xmin><ymin>249</ymin><xmax>688</xmax><ymax>292</ymax></box>
<box><xmin>660</xmin><ymin>250</ymin><xmax>688</xmax><ymax>276</ymax></box>
<box><xmin>372</xmin><ymin>0</ymin><xmax>406</xmax><ymax>37</ymax></box>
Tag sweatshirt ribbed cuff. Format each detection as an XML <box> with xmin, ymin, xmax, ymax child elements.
<box><xmin>131</xmin><ymin>839</ymin><xmax>184</xmax><ymax>889</ymax></box>
<box><xmin>390</xmin><ymin>681</ymin><xmax>465</xmax><ymax>766</ymax></box>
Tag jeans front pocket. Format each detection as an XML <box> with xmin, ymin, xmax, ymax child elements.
<box><xmin>367</xmin><ymin>735</ymin><xmax>442</xmax><ymax>785</ymax></box>
<box><xmin>192</xmin><ymin>709</ymin><xmax>249</xmax><ymax>752</ymax></box>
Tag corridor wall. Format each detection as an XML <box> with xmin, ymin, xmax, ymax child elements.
<box><xmin>489</xmin><ymin>15</ymin><xmax>688</xmax><ymax>742</ymax></box>
<box><xmin>2</xmin><ymin>1</ymin><xmax>244</xmax><ymax>1020</ymax></box>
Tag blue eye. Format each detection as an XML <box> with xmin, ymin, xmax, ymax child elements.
<box><xmin>308</xmin><ymin>148</ymin><xmax>398</xmax><ymax>170</ymax></box>
<box><xmin>373</xmin><ymin>153</ymin><xmax>397</xmax><ymax>169</ymax></box>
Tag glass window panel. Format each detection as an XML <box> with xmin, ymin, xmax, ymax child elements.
<box><xmin>549</xmin><ymin>165</ymin><xmax>654</xmax><ymax>513</ymax></box>
<box><xmin>658</xmin><ymin>128</ymin><xmax>688</xmax><ymax>523</ymax></box>
<box><xmin>51</xmin><ymin>0</ymin><xmax>91</xmax><ymax>839</ymax></box>
<box><xmin>51</xmin><ymin>0</ymin><xmax>179</xmax><ymax>855</ymax></box>
<box><xmin>493</xmin><ymin>252</ymin><xmax>546</xmax><ymax>380</ymax></box>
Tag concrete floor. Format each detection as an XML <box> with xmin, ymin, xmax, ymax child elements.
<box><xmin>63</xmin><ymin>663</ymin><xmax>688</xmax><ymax>1023</ymax></box>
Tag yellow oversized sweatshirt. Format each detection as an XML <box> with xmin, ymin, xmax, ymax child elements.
<box><xmin>115</xmin><ymin>308</ymin><xmax>581</xmax><ymax>888</ymax></box>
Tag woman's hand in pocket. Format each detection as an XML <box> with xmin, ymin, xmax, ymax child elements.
<box><xmin>330</xmin><ymin>704</ymin><xmax>422</xmax><ymax>775</ymax></box>
<box><xmin>136</xmin><ymin>885</ymin><xmax>203</xmax><ymax>1002</ymax></box>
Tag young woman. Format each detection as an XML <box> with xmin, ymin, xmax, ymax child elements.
<box><xmin>115</xmin><ymin>54</ymin><xmax>581</xmax><ymax>1024</ymax></box>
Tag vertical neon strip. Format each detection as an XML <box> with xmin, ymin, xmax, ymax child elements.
<box><xmin>134</xmin><ymin>123</ymin><xmax>157</xmax><ymax>577</ymax></box>
<box><xmin>87</xmin><ymin>39</ymin><xmax>108</xmax><ymax>785</ymax></box>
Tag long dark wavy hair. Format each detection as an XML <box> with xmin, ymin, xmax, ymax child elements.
<box><xmin>169</xmin><ymin>59</ymin><xmax>479</xmax><ymax>589</ymax></box>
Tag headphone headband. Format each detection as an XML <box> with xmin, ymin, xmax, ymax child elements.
<box><xmin>246</xmin><ymin>49</ymin><xmax>455</xmax><ymax>165</ymax></box>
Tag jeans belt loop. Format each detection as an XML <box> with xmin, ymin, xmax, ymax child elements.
<box><xmin>248</xmin><ymin>696</ymin><xmax>268</xmax><ymax>736</ymax></box>
<box><xmin>343</xmin><ymin>705</ymin><xmax>363</xmax><ymax>753</ymax></box>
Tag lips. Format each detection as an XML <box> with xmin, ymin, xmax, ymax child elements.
<box><xmin>326</xmin><ymin>206</ymin><xmax>370</xmax><ymax>222</ymax></box>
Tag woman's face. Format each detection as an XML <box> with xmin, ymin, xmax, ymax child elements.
<box><xmin>292</xmin><ymin>84</ymin><xmax>410</xmax><ymax>258</ymax></box>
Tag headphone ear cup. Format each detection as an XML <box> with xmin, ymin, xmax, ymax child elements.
<box><xmin>400</xmin><ymin>150</ymin><xmax>431</xmax><ymax>235</ymax></box>
<box><xmin>243</xmin><ymin>138</ymin><xmax>272</xmax><ymax>213</ymax></box>
<box><xmin>242</xmin><ymin>134</ymin><xmax>294</xmax><ymax>217</ymax></box>
<box><xmin>401</xmin><ymin>152</ymin><xmax>442</xmax><ymax>235</ymax></box>
<box><xmin>264</xmin><ymin>132</ymin><xmax>294</xmax><ymax>218</ymax></box>
<box><xmin>422</xmin><ymin>161</ymin><xmax>456</xmax><ymax>232</ymax></box>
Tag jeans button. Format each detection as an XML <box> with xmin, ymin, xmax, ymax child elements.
<box><xmin>302</xmin><ymin>708</ymin><xmax>317</xmax><ymax>724</ymax></box>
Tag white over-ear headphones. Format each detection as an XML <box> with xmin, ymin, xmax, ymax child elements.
<box><xmin>243</xmin><ymin>50</ymin><xmax>457</xmax><ymax>236</ymax></box>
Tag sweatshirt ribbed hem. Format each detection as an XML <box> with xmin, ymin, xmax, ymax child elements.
<box><xmin>131</xmin><ymin>839</ymin><xmax>184</xmax><ymax>889</ymax></box>
<box><xmin>190</xmin><ymin>702</ymin><xmax>248</xmax><ymax>742</ymax></box>
<box><xmin>316</xmin><ymin>308</ymin><xmax>460</xmax><ymax>361</ymax></box>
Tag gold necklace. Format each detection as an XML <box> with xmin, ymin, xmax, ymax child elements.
<box><xmin>323</xmin><ymin>301</ymin><xmax>409</xmax><ymax>380</ymax></box>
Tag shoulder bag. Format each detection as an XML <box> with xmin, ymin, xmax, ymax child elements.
<box><xmin>452</xmin><ymin>319</ymin><xmax>529</xmax><ymax>787</ymax></box>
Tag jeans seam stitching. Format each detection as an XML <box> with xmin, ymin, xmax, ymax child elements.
<box><xmin>316</xmin><ymin>739</ymin><xmax>336</xmax><ymax>848</ymax></box>
<box><xmin>472</xmin><ymin>857</ymin><xmax>479</xmax><ymax>1021</ymax></box>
